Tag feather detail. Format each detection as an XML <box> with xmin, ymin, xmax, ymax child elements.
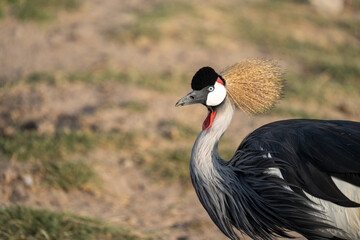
<box><xmin>221</xmin><ymin>59</ymin><xmax>284</xmax><ymax>114</ymax></box>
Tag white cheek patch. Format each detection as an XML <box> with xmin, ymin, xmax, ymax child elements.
<box><xmin>206</xmin><ymin>82</ymin><xmax>227</xmax><ymax>106</ymax></box>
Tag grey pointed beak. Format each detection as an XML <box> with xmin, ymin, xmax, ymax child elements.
<box><xmin>175</xmin><ymin>91</ymin><xmax>195</xmax><ymax>107</ymax></box>
<box><xmin>175</xmin><ymin>90</ymin><xmax>207</xmax><ymax>107</ymax></box>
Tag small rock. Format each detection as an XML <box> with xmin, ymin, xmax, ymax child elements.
<box><xmin>23</xmin><ymin>174</ymin><xmax>34</xmax><ymax>187</ymax></box>
<box><xmin>309</xmin><ymin>0</ymin><xmax>344</xmax><ymax>14</ymax></box>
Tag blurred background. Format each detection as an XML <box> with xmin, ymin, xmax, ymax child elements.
<box><xmin>0</xmin><ymin>0</ymin><xmax>359</xmax><ymax>239</ymax></box>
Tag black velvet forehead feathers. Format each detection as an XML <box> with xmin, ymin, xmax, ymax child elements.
<box><xmin>191</xmin><ymin>66</ymin><xmax>220</xmax><ymax>90</ymax></box>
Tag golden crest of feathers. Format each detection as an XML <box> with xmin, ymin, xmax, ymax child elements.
<box><xmin>220</xmin><ymin>59</ymin><xmax>284</xmax><ymax>114</ymax></box>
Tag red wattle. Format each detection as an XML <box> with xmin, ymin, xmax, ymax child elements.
<box><xmin>202</xmin><ymin>110</ymin><xmax>217</xmax><ymax>130</ymax></box>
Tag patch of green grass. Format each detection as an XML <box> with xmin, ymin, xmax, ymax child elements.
<box><xmin>0</xmin><ymin>2</ymin><xmax>4</xmax><ymax>18</ymax></box>
<box><xmin>145</xmin><ymin>146</ymin><xmax>236</xmax><ymax>184</ymax></box>
<box><xmin>36</xmin><ymin>161</ymin><xmax>98</xmax><ymax>191</ymax></box>
<box><xmin>0</xmin><ymin>129</ymin><xmax>137</xmax><ymax>162</ymax></box>
<box><xmin>120</xmin><ymin>101</ymin><xmax>148</xmax><ymax>112</ymax></box>
<box><xmin>271</xmin><ymin>106</ymin><xmax>320</xmax><ymax>119</ymax></box>
<box><xmin>159</xmin><ymin>120</ymin><xmax>198</xmax><ymax>140</ymax></box>
<box><xmin>71</xmin><ymin>69</ymin><xmax>189</xmax><ymax>93</ymax></box>
<box><xmin>0</xmin><ymin>205</ymin><xmax>145</xmax><ymax>240</ymax></box>
<box><xmin>96</xmin><ymin>130</ymin><xmax>137</xmax><ymax>151</ymax></box>
<box><xmin>218</xmin><ymin>147</ymin><xmax>235</xmax><ymax>161</ymax></box>
<box><xmin>146</xmin><ymin>148</ymin><xmax>191</xmax><ymax>184</ymax></box>
<box><xmin>26</xmin><ymin>72</ymin><xmax>57</xmax><ymax>84</ymax></box>
<box><xmin>337</xmin><ymin>18</ymin><xmax>360</xmax><ymax>39</ymax></box>
<box><xmin>106</xmin><ymin>2</ymin><xmax>193</xmax><ymax>44</ymax></box>
<box><xmin>0</xmin><ymin>129</ymin><xmax>137</xmax><ymax>191</ymax></box>
<box><xmin>0</xmin><ymin>0</ymin><xmax>80</xmax><ymax>21</ymax></box>
<box><xmin>0</xmin><ymin>130</ymin><xmax>97</xmax><ymax>162</ymax></box>
<box><xmin>1</xmin><ymin>69</ymin><xmax>189</xmax><ymax>94</ymax></box>
<box><xmin>137</xmin><ymin>2</ymin><xmax>191</xmax><ymax>21</ymax></box>
<box><xmin>309</xmin><ymin>54</ymin><xmax>360</xmax><ymax>86</ymax></box>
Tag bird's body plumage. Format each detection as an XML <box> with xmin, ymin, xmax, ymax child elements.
<box><xmin>241</xmin><ymin>118</ymin><xmax>360</xmax><ymax>239</ymax></box>
<box><xmin>176</xmin><ymin>60</ymin><xmax>360</xmax><ymax>239</ymax></box>
<box><xmin>241</xmin><ymin>118</ymin><xmax>360</xmax><ymax>207</ymax></box>
<box><xmin>190</xmin><ymin>97</ymin><xmax>360</xmax><ymax>239</ymax></box>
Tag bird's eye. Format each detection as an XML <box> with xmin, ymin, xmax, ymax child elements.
<box><xmin>208</xmin><ymin>86</ymin><xmax>214</xmax><ymax>92</ymax></box>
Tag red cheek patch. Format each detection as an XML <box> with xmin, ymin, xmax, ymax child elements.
<box><xmin>216</xmin><ymin>77</ymin><xmax>224</xmax><ymax>86</ymax></box>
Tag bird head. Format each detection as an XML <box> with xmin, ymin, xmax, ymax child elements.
<box><xmin>175</xmin><ymin>66</ymin><xmax>227</xmax><ymax>108</ymax></box>
<box><xmin>176</xmin><ymin>59</ymin><xmax>284</xmax><ymax>130</ymax></box>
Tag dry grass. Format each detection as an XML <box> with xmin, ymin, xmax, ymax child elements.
<box><xmin>0</xmin><ymin>205</ymin><xmax>145</xmax><ymax>240</ymax></box>
<box><xmin>0</xmin><ymin>0</ymin><xmax>80</xmax><ymax>20</ymax></box>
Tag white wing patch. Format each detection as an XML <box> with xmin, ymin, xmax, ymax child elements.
<box><xmin>206</xmin><ymin>82</ymin><xmax>226</xmax><ymax>106</ymax></box>
<box><xmin>331</xmin><ymin>176</ymin><xmax>360</xmax><ymax>203</ymax></box>
<box><xmin>304</xmin><ymin>179</ymin><xmax>360</xmax><ymax>239</ymax></box>
<box><xmin>263</xmin><ymin>151</ymin><xmax>293</xmax><ymax>192</ymax></box>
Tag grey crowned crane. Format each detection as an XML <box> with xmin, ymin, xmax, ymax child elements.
<box><xmin>175</xmin><ymin>59</ymin><xmax>360</xmax><ymax>240</ymax></box>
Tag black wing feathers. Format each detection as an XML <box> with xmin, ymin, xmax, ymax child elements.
<box><xmin>226</xmin><ymin>149</ymin><xmax>336</xmax><ymax>239</ymax></box>
<box><xmin>240</xmin><ymin>119</ymin><xmax>360</xmax><ymax>207</ymax></box>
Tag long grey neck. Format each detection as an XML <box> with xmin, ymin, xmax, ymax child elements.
<box><xmin>190</xmin><ymin>96</ymin><xmax>235</xmax><ymax>182</ymax></box>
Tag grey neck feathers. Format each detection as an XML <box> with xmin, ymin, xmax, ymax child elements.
<box><xmin>190</xmin><ymin>96</ymin><xmax>235</xmax><ymax>183</ymax></box>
